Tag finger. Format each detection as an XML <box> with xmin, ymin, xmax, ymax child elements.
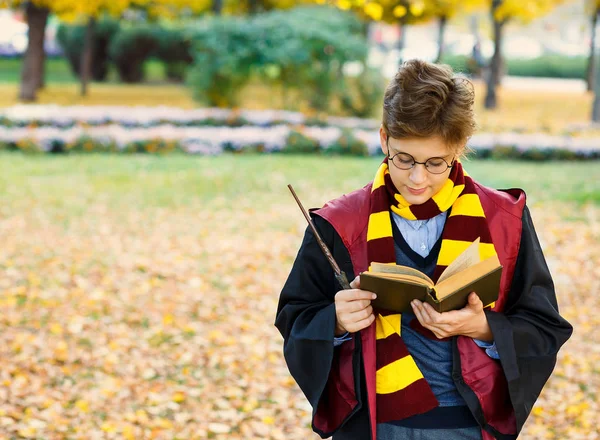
<box><xmin>411</xmin><ymin>301</ymin><xmax>430</xmax><ymax>327</ymax></box>
<box><xmin>347</xmin><ymin>305</ymin><xmax>373</xmax><ymax>321</ymax></box>
<box><xmin>350</xmin><ymin>276</ymin><xmax>361</xmax><ymax>289</ymax></box>
<box><xmin>336</xmin><ymin>289</ymin><xmax>375</xmax><ymax>302</ymax></box>
<box><xmin>346</xmin><ymin>313</ymin><xmax>376</xmax><ymax>333</ymax></box>
<box><xmin>349</xmin><ymin>299</ymin><xmax>372</xmax><ymax>312</ymax></box>
<box><xmin>420</xmin><ymin>302</ymin><xmax>443</xmax><ymax>324</ymax></box>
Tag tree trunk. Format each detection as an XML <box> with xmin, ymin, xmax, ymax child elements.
<box><xmin>587</xmin><ymin>8</ymin><xmax>599</xmax><ymax>92</ymax></box>
<box><xmin>248</xmin><ymin>0</ymin><xmax>260</xmax><ymax>14</ymax></box>
<box><xmin>591</xmin><ymin>24</ymin><xmax>600</xmax><ymax>121</ymax></box>
<box><xmin>470</xmin><ymin>14</ymin><xmax>481</xmax><ymax>45</ymax></box>
<box><xmin>485</xmin><ymin>1</ymin><xmax>504</xmax><ymax>110</ymax></box>
<box><xmin>397</xmin><ymin>20</ymin><xmax>406</xmax><ymax>67</ymax></box>
<box><xmin>435</xmin><ymin>16</ymin><xmax>447</xmax><ymax>63</ymax></box>
<box><xmin>212</xmin><ymin>0</ymin><xmax>223</xmax><ymax>14</ymax></box>
<box><xmin>19</xmin><ymin>2</ymin><xmax>49</xmax><ymax>102</ymax></box>
<box><xmin>80</xmin><ymin>16</ymin><xmax>97</xmax><ymax>97</ymax></box>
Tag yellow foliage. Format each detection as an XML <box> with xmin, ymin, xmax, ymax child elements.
<box><xmin>0</xmin><ymin>0</ymin><xmax>211</xmax><ymax>21</ymax></box>
<box><xmin>393</xmin><ymin>4</ymin><xmax>407</xmax><ymax>17</ymax></box>
<box><xmin>494</xmin><ymin>0</ymin><xmax>565</xmax><ymax>23</ymax></box>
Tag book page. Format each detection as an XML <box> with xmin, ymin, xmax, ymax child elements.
<box><xmin>436</xmin><ymin>237</ymin><xmax>481</xmax><ymax>284</ymax></box>
<box><xmin>435</xmin><ymin>254</ymin><xmax>501</xmax><ymax>300</ymax></box>
<box><xmin>370</xmin><ymin>262</ymin><xmax>434</xmax><ymax>285</ymax></box>
<box><xmin>367</xmin><ymin>271</ymin><xmax>434</xmax><ymax>288</ymax></box>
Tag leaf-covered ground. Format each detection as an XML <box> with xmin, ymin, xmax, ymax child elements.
<box><xmin>0</xmin><ymin>154</ymin><xmax>598</xmax><ymax>439</ymax></box>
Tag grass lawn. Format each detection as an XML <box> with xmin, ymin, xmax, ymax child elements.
<box><xmin>0</xmin><ymin>153</ymin><xmax>598</xmax><ymax>439</ymax></box>
<box><xmin>0</xmin><ymin>57</ymin><xmax>596</xmax><ymax>135</ymax></box>
<box><xmin>0</xmin><ymin>57</ymin><xmax>168</xmax><ymax>84</ymax></box>
<box><xmin>1</xmin><ymin>154</ymin><xmax>598</xmax><ymax>218</ymax></box>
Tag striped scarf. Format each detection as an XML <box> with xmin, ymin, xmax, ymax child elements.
<box><xmin>368</xmin><ymin>158</ymin><xmax>497</xmax><ymax>423</ymax></box>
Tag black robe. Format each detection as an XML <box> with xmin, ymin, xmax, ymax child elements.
<box><xmin>274</xmin><ymin>206</ymin><xmax>573</xmax><ymax>440</ymax></box>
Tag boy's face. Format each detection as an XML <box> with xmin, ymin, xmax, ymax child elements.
<box><xmin>379</xmin><ymin>127</ymin><xmax>456</xmax><ymax>206</ymax></box>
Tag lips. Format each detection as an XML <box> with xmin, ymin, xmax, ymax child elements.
<box><xmin>407</xmin><ymin>187</ymin><xmax>427</xmax><ymax>195</ymax></box>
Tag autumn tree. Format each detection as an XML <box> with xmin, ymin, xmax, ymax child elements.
<box><xmin>331</xmin><ymin>0</ymin><xmax>435</xmax><ymax>65</ymax></box>
<box><xmin>484</xmin><ymin>0</ymin><xmax>564</xmax><ymax>110</ymax></box>
<box><xmin>0</xmin><ymin>1</ymin><xmax>53</xmax><ymax>101</ymax></box>
<box><xmin>0</xmin><ymin>0</ymin><xmax>216</xmax><ymax>100</ymax></box>
<box><xmin>424</xmin><ymin>0</ymin><xmax>485</xmax><ymax>62</ymax></box>
<box><xmin>586</xmin><ymin>0</ymin><xmax>600</xmax><ymax>92</ymax></box>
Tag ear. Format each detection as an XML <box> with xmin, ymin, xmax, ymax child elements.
<box><xmin>379</xmin><ymin>126</ymin><xmax>387</xmax><ymax>156</ymax></box>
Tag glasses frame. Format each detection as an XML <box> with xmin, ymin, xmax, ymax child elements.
<box><xmin>385</xmin><ymin>137</ymin><xmax>455</xmax><ymax>175</ymax></box>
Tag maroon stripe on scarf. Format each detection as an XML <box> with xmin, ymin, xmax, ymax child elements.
<box><xmin>459</xmin><ymin>180</ymin><xmax>477</xmax><ymax>195</ymax></box>
<box><xmin>450</xmin><ymin>161</ymin><xmax>465</xmax><ymax>186</ymax></box>
<box><xmin>431</xmin><ymin>265</ymin><xmax>448</xmax><ymax>283</ymax></box>
<box><xmin>377</xmin><ymin>308</ymin><xmax>400</xmax><ymax>317</ymax></box>
<box><xmin>371</xmin><ymin>186</ymin><xmax>391</xmax><ymax>213</ymax></box>
<box><xmin>376</xmin><ymin>379</ymin><xmax>439</xmax><ymax>423</ymax></box>
<box><xmin>410</xmin><ymin>200</ymin><xmax>442</xmax><ymax>219</ymax></box>
<box><xmin>375</xmin><ymin>333</ymin><xmax>410</xmax><ymax>370</ymax></box>
<box><xmin>443</xmin><ymin>215</ymin><xmax>493</xmax><ymax>243</ymax></box>
<box><xmin>366</xmin><ymin>237</ymin><xmax>396</xmax><ymax>265</ymax></box>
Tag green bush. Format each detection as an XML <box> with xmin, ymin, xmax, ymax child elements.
<box><xmin>507</xmin><ymin>55</ymin><xmax>586</xmax><ymax>79</ymax></box>
<box><xmin>339</xmin><ymin>67</ymin><xmax>384</xmax><ymax>118</ymax></box>
<box><xmin>325</xmin><ymin>129</ymin><xmax>369</xmax><ymax>156</ymax></box>
<box><xmin>188</xmin><ymin>17</ymin><xmax>257</xmax><ymax>107</ymax></box>
<box><xmin>281</xmin><ymin>130</ymin><xmax>321</xmax><ymax>154</ymax></box>
<box><xmin>255</xmin><ymin>6</ymin><xmax>370</xmax><ymax>113</ymax></box>
<box><xmin>440</xmin><ymin>54</ymin><xmax>587</xmax><ymax>79</ymax></box>
<box><xmin>187</xmin><ymin>5</ymin><xmax>374</xmax><ymax>112</ymax></box>
<box><xmin>109</xmin><ymin>25</ymin><xmax>158</xmax><ymax>83</ymax></box>
<box><xmin>56</xmin><ymin>18</ymin><xmax>120</xmax><ymax>82</ymax></box>
<box><xmin>152</xmin><ymin>27</ymin><xmax>194</xmax><ymax>82</ymax></box>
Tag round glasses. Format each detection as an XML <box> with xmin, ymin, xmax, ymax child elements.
<box><xmin>386</xmin><ymin>138</ymin><xmax>454</xmax><ymax>175</ymax></box>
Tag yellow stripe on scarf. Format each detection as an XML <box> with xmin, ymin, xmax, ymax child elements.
<box><xmin>367</xmin><ymin>211</ymin><xmax>394</xmax><ymax>241</ymax></box>
<box><xmin>372</xmin><ymin>163</ymin><xmax>389</xmax><ymax>192</ymax></box>
<box><xmin>449</xmin><ymin>194</ymin><xmax>485</xmax><ymax>217</ymax></box>
<box><xmin>376</xmin><ymin>356</ymin><xmax>425</xmax><ymax>394</ymax></box>
<box><xmin>375</xmin><ymin>313</ymin><xmax>401</xmax><ymax>339</ymax></box>
<box><xmin>437</xmin><ymin>240</ymin><xmax>497</xmax><ymax>266</ymax></box>
<box><xmin>432</xmin><ymin>180</ymin><xmax>465</xmax><ymax>212</ymax></box>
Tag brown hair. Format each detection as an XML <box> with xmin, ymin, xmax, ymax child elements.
<box><xmin>382</xmin><ymin>59</ymin><xmax>476</xmax><ymax>155</ymax></box>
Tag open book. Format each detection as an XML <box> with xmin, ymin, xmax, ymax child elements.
<box><xmin>359</xmin><ymin>238</ymin><xmax>502</xmax><ymax>313</ymax></box>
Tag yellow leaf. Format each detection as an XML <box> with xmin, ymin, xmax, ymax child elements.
<box><xmin>393</xmin><ymin>5</ymin><xmax>407</xmax><ymax>18</ymax></box>
<box><xmin>75</xmin><ymin>400</ymin><xmax>90</xmax><ymax>413</ymax></box>
<box><xmin>172</xmin><ymin>392</ymin><xmax>186</xmax><ymax>403</ymax></box>
<box><xmin>101</xmin><ymin>422</ymin><xmax>117</xmax><ymax>433</ymax></box>
<box><xmin>50</xmin><ymin>323</ymin><xmax>63</xmax><ymax>335</ymax></box>
<box><xmin>364</xmin><ymin>3</ymin><xmax>383</xmax><ymax>20</ymax></box>
<box><xmin>123</xmin><ymin>424</ymin><xmax>136</xmax><ymax>440</ymax></box>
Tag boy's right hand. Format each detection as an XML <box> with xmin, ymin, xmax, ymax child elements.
<box><xmin>334</xmin><ymin>276</ymin><xmax>377</xmax><ymax>336</ymax></box>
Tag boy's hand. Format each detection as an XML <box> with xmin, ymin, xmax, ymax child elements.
<box><xmin>334</xmin><ymin>276</ymin><xmax>377</xmax><ymax>336</ymax></box>
<box><xmin>410</xmin><ymin>292</ymin><xmax>493</xmax><ymax>341</ymax></box>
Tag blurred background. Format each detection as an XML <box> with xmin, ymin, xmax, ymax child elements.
<box><xmin>0</xmin><ymin>1</ymin><xmax>598</xmax><ymax>439</ymax></box>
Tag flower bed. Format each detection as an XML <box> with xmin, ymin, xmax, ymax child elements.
<box><xmin>0</xmin><ymin>105</ymin><xmax>379</xmax><ymax>130</ymax></box>
<box><xmin>0</xmin><ymin>106</ymin><xmax>599</xmax><ymax>160</ymax></box>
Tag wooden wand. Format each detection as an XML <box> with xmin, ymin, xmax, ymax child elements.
<box><xmin>287</xmin><ymin>184</ymin><xmax>352</xmax><ymax>290</ymax></box>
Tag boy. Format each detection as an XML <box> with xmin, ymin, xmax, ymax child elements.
<box><xmin>275</xmin><ymin>59</ymin><xmax>572</xmax><ymax>440</ymax></box>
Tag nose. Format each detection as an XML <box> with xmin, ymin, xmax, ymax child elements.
<box><xmin>409</xmin><ymin>163</ymin><xmax>428</xmax><ymax>186</ymax></box>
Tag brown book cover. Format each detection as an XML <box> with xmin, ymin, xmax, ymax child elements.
<box><xmin>359</xmin><ymin>239</ymin><xmax>502</xmax><ymax>313</ymax></box>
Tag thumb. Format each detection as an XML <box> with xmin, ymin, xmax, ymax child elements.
<box><xmin>350</xmin><ymin>275</ymin><xmax>360</xmax><ymax>289</ymax></box>
<box><xmin>467</xmin><ymin>292</ymin><xmax>482</xmax><ymax>309</ymax></box>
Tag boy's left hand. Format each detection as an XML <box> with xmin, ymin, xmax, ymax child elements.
<box><xmin>410</xmin><ymin>292</ymin><xmax>493</xmax><ymax>342</ymax></box>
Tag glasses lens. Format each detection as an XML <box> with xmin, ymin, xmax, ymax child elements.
<box><xmin>425</xmin><ymin>158</ymin><xmax>449</xmax><ymax>174</ymax></box>
<box><xmin>392</xmin><ymin>153</ymin><xmax>415</xmax><ymax>170</ymax></box>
